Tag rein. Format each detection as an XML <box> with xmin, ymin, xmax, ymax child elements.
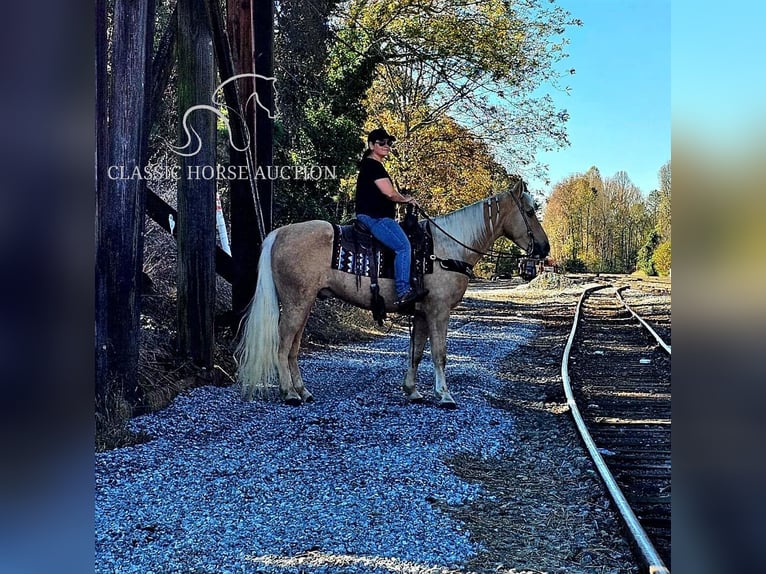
<box><xmin>417</xmin><ymin>208</ymin><xmax>504</xmax><ymax>258</ymax></box>
<box><xmin>415</xmin><ymin>181</ymin><xmax>536</xmax><ymax>260</ymax></box>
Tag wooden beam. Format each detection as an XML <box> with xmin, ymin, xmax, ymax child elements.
<box><xmin>145</xmin><ymin>189</ymin><xmax>236</xmax><ymax>284</ymax></box>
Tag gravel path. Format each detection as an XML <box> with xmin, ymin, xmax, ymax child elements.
<box><xmin>96</xmin><ymin>279</ymin><xmax>652</xmax><ymax>574</ymax></box>
<box><xmin>96</xmin><ymin>289</ymin><xmax>538</xmax><ymax>574</ymax></box>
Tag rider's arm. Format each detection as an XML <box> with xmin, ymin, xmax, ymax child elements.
<box><xmin>374</xmin><ymin>177</ymin><xmax>417</xmax><ymax>205</ymax></box>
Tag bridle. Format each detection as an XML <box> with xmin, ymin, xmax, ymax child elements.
<box><xmin>505</xmin><ymin>180</ymin><xmax>537</xmax><ymax>256</ymax></box>
<box><xmin>415</xmin><ymin>180</ymin><xmax>537</xmax><ymax>259</ymax></box>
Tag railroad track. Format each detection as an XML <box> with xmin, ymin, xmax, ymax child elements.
<box><xmin>563</xmin><ymin>284</ymin><xmax>672</xmax><ymax>573</ymax></box>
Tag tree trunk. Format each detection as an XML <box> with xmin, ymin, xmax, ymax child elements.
<box><xmin>95</xmin><ymin>0</ymin><xmax>154</xmax><ymax>404</ymax></box>
<box><xmin>177</xmin><ymin>0</ymin><xmax>216</xmax><ymax>367</ymax></box>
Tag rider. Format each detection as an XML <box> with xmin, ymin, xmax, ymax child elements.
<box><xmin>355</xmin><ymin>127</ymin><xmax>428</xmax><ymax>307</ymax></box>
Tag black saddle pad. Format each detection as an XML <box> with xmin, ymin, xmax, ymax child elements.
<box><xmin>330</xmin><ymin>220</ymin><xmax>433</xmax><ymax>280</ymax></box>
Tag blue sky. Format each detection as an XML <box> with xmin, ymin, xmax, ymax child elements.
<box><xmin>527</xmin><ymin>0</ymin><xmax>670</xmax><ymax>196</ymax></box>
<box><xmin>672</xmin><ymin>1</ymin><xmax>766</xmax><ymax>144</ymax></box>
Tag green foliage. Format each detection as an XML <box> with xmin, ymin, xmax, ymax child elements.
<box><xmin>475</xmin><ymin>237</ymin><xmax>522</xmax><ymax>278</ymax></box>
<box><xmin>563</xmin><ymin>257</ymin><xmax>587</xmax><ymax>273</ymax></box>
<box><xmin>270</xmin><ymin>0</ymin><xmax>583</xmax><ymax>224</ymax></box>
<box><xmin>350</xmin><ymin>0</ymin><xmax>580</xmax><ymax>180</ymax></box>
<box><xmin>273</xmin><ymin>102</ymin><xmax>363</xmax><ymax>224</ymax></box>
<box><xmin>273</xmin><ymin>2</ymin><xmax>386</xmax><ymax>225</ymax></box>
<box><xmin>656</xmin><ymin>160</ymin><xmax>672</xmax><ymax>241</ymax></box>
<box><xmin>637</xmin><ymin>230</ymin><xmax>661</xmax><ymax>276</ymax></box>
<box><xmin>652</xmin><ymin>240</ymin><xmax>671</xmax><ymax>276</ymax></box>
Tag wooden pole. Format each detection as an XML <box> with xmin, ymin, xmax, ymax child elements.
<box><xmin>226</xmin><ymin>0</ymin><xmax>262</xmax><ymax>317</ymax></box>
<box><xmin>95</xmin><ymin>0</ymin><xmax>154</xmax><ymax>404</ymax></box>
<box><xmin>177</xmin><ymin>0</ymin><xmax>216</xmax><ymax>367</ymax></box>
<box><xmin>253</xmin><ymin>0</ymin><xmax>274</xmax><ymax>233</ymax></box>
<box><xmin>147</xmin><ymin>3</ymin><xmax>178</xmax><ymax>130</ymax></box>
<box><xmin>95</xmin><ymin>0</ymin><xmax>108</xmax><ymax>400</ymax></box>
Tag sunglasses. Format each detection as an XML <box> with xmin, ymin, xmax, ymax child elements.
<box><xmin>373</xmin><ymin>139</ymin><xmax>395</xmax><ymax>147</ymax></box>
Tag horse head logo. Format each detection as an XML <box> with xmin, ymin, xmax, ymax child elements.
<box><xmin>168</xmin><ymin>73</ymin><xmax>277</xmax><ymax>157</ymax></box>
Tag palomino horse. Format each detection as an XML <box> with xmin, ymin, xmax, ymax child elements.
<box><xmin>235</xmin><ymin>180</ymin><xmax>549</xmax><ymax>407</ymax></box>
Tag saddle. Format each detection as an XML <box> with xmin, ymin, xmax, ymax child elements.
<box><xmin>331</xmin><ymin>207</ymin><xmax>434</xmax><ymax>324</ymax></box>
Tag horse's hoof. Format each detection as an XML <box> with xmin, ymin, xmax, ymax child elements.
<box><xmin>284</xmin><ymin>395</ymin><xmax>303</xmax><ymax>406</ymax></box>
<box><xmin>301</xmin><ymin>391</ymin><xmax>315</xmax><ymax>403</ymax></box>
<box><xmin>437</xmin><ymin>399</ymin><xmax>458</xmax><ymax>410</ymax></box>
<box><xmin>408</xmin><ymin>396</ymin><xmax>426</xmax><ymax>405</ymax></box>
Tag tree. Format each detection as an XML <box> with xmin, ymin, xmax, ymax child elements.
<box><xmin>653</xmin><ymin>240</ymin><xmax>671</xmax><ymax>276</ymax></box>
<box><xmin>603</xmin><ymin>171</ymin><xmax>646</xmax><ymax>271</ymax></box>
<box><xmin>637</xmin><ymin>230</ymin><xmax>661</xmax><ymax>276</ymax></box>
<box><xmin>347</xmin><ymin>0</ymin><xmax>580</xmax><ymax>181</ymax></box>
<box><xmin>274</xmin><ymin>0</ymin><xmax>341</xmax><ymax>143</ymax></box>
<box><xmin>543</xmin><ymin>173</ymin><xmax>598</xmax><ymax>270</ymax></box>
<box><xmin>656</xmin><ymin>160</ymin><xmax>671</xmax><ymax>241</ymax></box>
<box><xmin>642</xmin><ymin>161</ymin><xmax>671</xmax><ymax>275</ymax></box>
<box><xmin>272</xmin><ymin>0</ymin><xmax>381</xmax><ymax>224</ymax></box>
<box><xmin>355</xmin><ymin>108</ymin><xmax>514</xmax><ymax>214</ymax></box>
<box><xmin>543</xmin><ymin>169</ymin><xmax>652</xmax><ymax>273</ymax></box>
<box><xmin>652</xmin><ymin>161</ymin><xmax>671</xmax><ymax>276</ymax></box>
<box><xmin>269</xmin><ymin>0</ymin><xmax>580</xmax><ymax>223</ymax></box>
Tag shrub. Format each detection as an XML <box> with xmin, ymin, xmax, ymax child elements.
<box><xmin>563</xmin><ymin>257</ymin><xmax>587</xmax><ymax>273</ymax></box>
<box><xmin>652</xmin><ymin>241</ymin><xmax>671</xmax><ymax>276</ymax></box>
<box><xmin>636</xmin><ymin>230</ymin><xmax>661</xmax><ymax>276</ymax></box>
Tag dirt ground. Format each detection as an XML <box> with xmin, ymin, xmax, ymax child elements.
<box><xmin>429</xmin><ymin>277</ymin><xmax>609</xmax><ymax>573</ymax></box>
<box><xmin>446</xmin><ymin>274</ymin><xmax>670</xmax><ymax>573</ymax></box>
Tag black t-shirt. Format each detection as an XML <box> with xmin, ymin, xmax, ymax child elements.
<box><xmin>355</xmin><ymin>157</ymin><xmax>395</xmax><ymax>218</ymax></box>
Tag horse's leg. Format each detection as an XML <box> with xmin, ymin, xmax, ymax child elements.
<box><xmin>287</xmin><ymin>314</ymin><xmax>314</xmax><ymax>403</ymax></box>
<box><xmin>402</xmin><ymin>313</ymin><xmax>427</xmax><ymax>402</ymax></box>
<box><xmin>268</xmin><ymin>220</ymin><xmax>334</xmax><ymax>404</ymax></box>
<box><xmin>277</xmin><ymin>303</ymin><xmax>314</xmax><ymax>405</ymax></box>
<box><xmin>428</xmin><ymin>310</ymin><xmax>457</xmax><ymax>408</ymax></box>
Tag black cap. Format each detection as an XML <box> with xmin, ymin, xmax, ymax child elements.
<box><xmin>367</xmin><ymin>128</ymin><xmax>397</xmax><ymax>143</ymax></box>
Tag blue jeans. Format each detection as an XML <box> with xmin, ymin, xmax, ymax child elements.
<box><xmin>356</xmin><ymin>214</ymin><xmax>411</xmax><ymax>297</ymax></box>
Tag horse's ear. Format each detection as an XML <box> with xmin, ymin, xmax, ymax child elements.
<box><xmin>511</xmin><ymin>178</ymin><xmax>526</xmax><ymax>198</ymax></box>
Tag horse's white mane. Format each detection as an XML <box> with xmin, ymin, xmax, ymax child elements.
<box><xmin>430</xmin><ymin>190</ymin><xmax>513</xmax><ymax>259</ymax></box>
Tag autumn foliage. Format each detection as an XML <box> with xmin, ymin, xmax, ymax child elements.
<box><xmin>543</xmin><ymin>163</ymin><xmax>671</xmax><ymax>274</ymax></box>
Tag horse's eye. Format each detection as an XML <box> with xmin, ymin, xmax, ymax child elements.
<box><xmin>526</xmin><ymin>209</ymin><xmax>535</xmax><ymax>217</ymax></box>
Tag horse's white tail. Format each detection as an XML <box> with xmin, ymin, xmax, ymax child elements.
<box><xmin>234</xmin><ymin>230</ymin><xmax>281</xmax><ymax>400</ymax></box>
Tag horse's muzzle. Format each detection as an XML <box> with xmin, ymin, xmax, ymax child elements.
<box><xmin>531</xmin><ymin>239</ymin><xmax>550</xmax><ymax>258</ymax></box>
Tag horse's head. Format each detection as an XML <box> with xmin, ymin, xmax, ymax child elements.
<box><xmin>502</xmin><ymin>181</ymin><xmax>550</xmax><ymax>258</ymax></box>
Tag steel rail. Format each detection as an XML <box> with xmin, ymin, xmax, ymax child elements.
<box><xmin>615</xmin><ymin>286</ymin><xmax>671</xmax><ymax>355</ymax></box>
<box><xmin>561</xmin><ymin>285</ymin><xmax>670</xmax><ymax>574</ymax></box>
